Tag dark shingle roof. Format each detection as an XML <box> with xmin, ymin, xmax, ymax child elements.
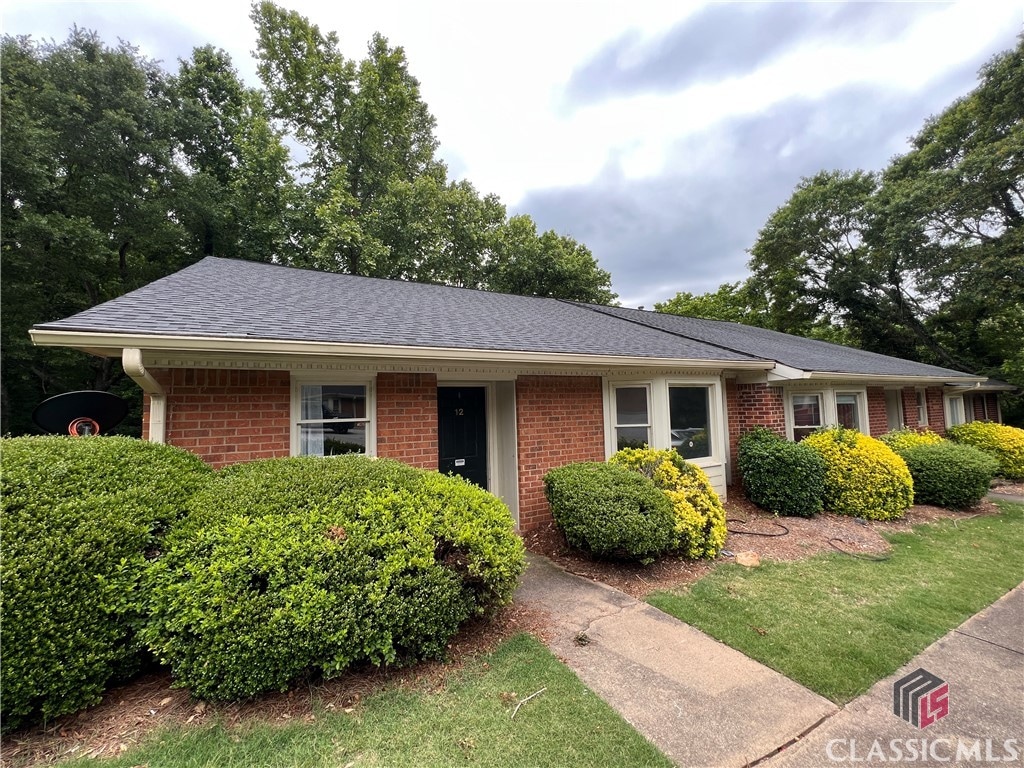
<box><xmin>582</xmin><ymin>304</ymin><xmax>978</xmax><ymax>379</ymax></box>
<box><xmin>34</xmin><ymin>257</ymin><xmax>757</xmax><ymax>362</ymax></box>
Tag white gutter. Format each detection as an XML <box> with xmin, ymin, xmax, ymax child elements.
<box><xmin>31</xmin><ymin>329</ymin><xmax>776</xmax><ymax>372</ymax></box>
<box><xmin>767</xmin><ymin>366</ymin><xmax>985</xmax><ymax>386</ymax></box>
<box><xmin>122</xmin><ymin>348</ymin><xmax>166</xmax><ymax>443</ymax></box>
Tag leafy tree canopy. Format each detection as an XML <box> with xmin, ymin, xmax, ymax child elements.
<box><xmin>0</xmin><ymin>5</ymin><xmax>617</xmax><ymax>434</ymax></box>
<box><xmin>658</xmin><ymin>38</ymin><xmax>1023</xmax><ymax>419</ymax></box>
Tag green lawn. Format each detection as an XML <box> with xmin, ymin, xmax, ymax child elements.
<box><xmin>649</xmin><ymin>501</ymin><xmax>1024</xmax><ymax>704</ymax></box>
<box><xmin>61</xmin><ymin>634</ymin><xmax>671</xmax><ymax>768</ymax></box>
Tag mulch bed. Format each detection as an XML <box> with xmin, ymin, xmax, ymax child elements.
<box><xmin>523</xmin><ymin>491</ymin><xmax>1002</xmax><ymax>600</ymax></box>
<box><xmin>4</xmin><ymin>490</ymin><xmax>1004</xmax><ymax>766</ymax></box>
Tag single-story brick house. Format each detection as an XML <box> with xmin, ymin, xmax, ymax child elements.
<box><xmin>31</xmin><ymin>257</ymin><xmax>1010</xmax><ymax>530</ymax></box>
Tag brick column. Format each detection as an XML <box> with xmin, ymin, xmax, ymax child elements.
<box><xmin>375</xmin><ymin>372</ymin><xmax>438</xmax><ymax>470</ymax></box>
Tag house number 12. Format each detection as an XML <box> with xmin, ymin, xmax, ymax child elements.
<box><xmin>454</xmin><ymin>408</ymin><xmax>464</xmax><ymax>416</ymax></box>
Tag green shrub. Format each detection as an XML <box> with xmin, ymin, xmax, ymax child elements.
<box><xmin>737</xmin><ymin>427</ymin><xmax>826</xmax><ymax>518</ymax></box>
<box><xmin>879</xmin><ymin>427</ymin><xmax>945</xmax><ymax>454</ymax></box>
<box><xmin>543</xmin><ymin>462</ymin><xmax>675</xmax><ymax>563</ymax></box>
<box><xmin>899</xmin><ymin>442</ymin><xmax>999</xmax><ymax>509</ymax></box>
<box><xmin>0</xmin><ymin>436</ymin><xmax>212</xmax><ymax>731</ymax></box>
<box><xmin>947</xmin><ymin>421</ymin><xmax>1024</xmax><ymax>480</ymax></box>
<box><xmin>610</xmin><ymin>447</ymin><xmax>727</xmax><ymax>559</ymax></box>
<box><xmin>801</xmin><ymin>428</ymin><xmax>914</xmax><ymax>520</ymax></box>
<box><xmin>142</xmin><ymin>456</ymin><xmax>524</xmax><ymax>701</ymax></box>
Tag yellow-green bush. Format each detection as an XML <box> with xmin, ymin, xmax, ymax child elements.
<box><xmin>610</xmin><ymin>447</ymin><xmax>727</xmax><ymax>559</ymax></box>
<box><xmin>879</xmin><ymin>427</ymin><xmax>945</xmax><ymax>454</ymax></box>
<box><xmin>947</xmin><ymin>421</ymin><xmax>1024</xmax><ymax>480</ymax></box>
<box><xmin>802</xmin><ymin>428</ymin><xmax>914</xmax><ymax>520</ymax></box>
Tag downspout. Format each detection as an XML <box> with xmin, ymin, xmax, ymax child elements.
<box><xmin>122</xmin><ymin>348</ymin><xmax>166</xmax><ymax>443</ymax></box>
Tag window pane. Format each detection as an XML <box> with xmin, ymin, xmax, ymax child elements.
<box><xmin>947</xmin><ymin>397</ymin><xmax>965</xmax><ymax>426</ymax></box>
<box><xmin>615</xmin><ymin>387</ymin><xmax>649</xmax><ymax>426</ymax></box>
<box><xmin>616</xmin><ymin>426</ymin><xmax>649</xmax><ymax>450</ymax></box>
<box><xmin>303</xmin><ymin>384</ymin><xmax>366</xmax><ymax>421</ymax></box>
<box><xmin>300</xmin><ymin>423</ymin><xmax>366</xmax><ymax>456</ymax></box>
<box><xmin>836</xmin><ymin>394</ymin><xmax>859</xmax><ymax>430</ymax></box>
<box><xmin>669</xmin><ymin>386</ymin><xmax>710</xmax><ymax>459</ymax></box>
<box><xmin>792</xmin><ymin>395</ymin><xmax>821</xmax><ymax>427</ymax></box>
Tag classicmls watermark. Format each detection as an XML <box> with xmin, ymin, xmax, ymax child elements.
<box><xmin>893</xmin><ymin>668</ymin><xmax>949</xmax><ymax>729</ymax></box>
<box><xmin>823</xmin><ymin>668</ymin><xmax>1021</xmax><ymax>763</ymax></box>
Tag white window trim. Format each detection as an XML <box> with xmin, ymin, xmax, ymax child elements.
<box><xmin>604</xmin><ymin>376</ymin><xmax>724</xmax><ymax>468</ymax></box>
<box><xmin>884</xmin><ymin>388</ymin><xmax>905</xmax><ymax>431</ymax></box>
<box><xmin>784</xmin><ymin>386</ymin><xmax>868</xmax><ymax>440</ymax></box>
<box><xmin>290</xmin><ymin>373</ymin><xmax>376</xmax><ymax>457</ymax></box>
<box><xmin>945</xmin><ymin>393</ymin><xmax>966</xmax><ymax>429</ymax></box>
<box><xmin>916</xmin><ymin>388</ymin><xmax>929</xmax><ymax>426</ymax></box>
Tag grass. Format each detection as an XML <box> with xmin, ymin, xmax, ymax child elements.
<box><xmin>61</xmin><ymin>634</ymin><xmax>671</xmax><ymax>768</ymax></box>
<box><xmin>649</xmin><ymin>501</ymin><xmax>1024</xmax><ymax>704</ymax></box>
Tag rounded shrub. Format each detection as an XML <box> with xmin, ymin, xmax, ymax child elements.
<box><xmin>801</xmin><ymin>427</ymin><xmax>914</xmax><ymax>520</ymax></box>
<box><xmin>737</xmin><ymin>426</ymin><xmax>826</xmax><ymax>518</ymax></box>
<box><xmin>610</xmin><ymin>447</ymin><xmax>727</xmax><ymax>559</ymax></box>
<box><xmin>141</xmin><ymin>456</ymin><xmax>524</xmax><ymax>701</ymax></box>
<box><xmin>947</xmin><ymin>421</ymin><xmax>1024</xmax><ymax>480</ymax></box>
<box><xmin>0</xmin><ymin>436</ymin><xmax>212</xmax><ymax>731</ymax></box>
<box><xmin>899</xmin><ymin>442</ymin><xmax>999</xmax><ymax>509</ymax></box>
<box><xmin>543</xmin><ymin>462</ymin><xmax>675</xmax><ymax>563</ymax></box>
<box><xmin>879</xmin><ymin>427</ymin><xmax>945</xmax><ymax>454</ymax></box>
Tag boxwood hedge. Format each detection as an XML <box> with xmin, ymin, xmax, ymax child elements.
<box><xmin>737</xmin><ymin>426</ymin><xmax>826</xmax><ymax>518</ymax></box>
<box><xmin>141</xmin><ymin>456</ymin><xmax>525</xmax><ymax>701</ymax></box>
<box><xmin>899</xmin><ymin>442</ymin><xmax>999</xmax><ymax>509</ymax></box>
<box><xmin>544</xmin><ymin>462</ymin><xmax>675</xmax><ymax>562</ymax></box>
<box><xmin>0</xmin><ymin>436</ymin><xmax>212</xmax><ymax>731</ymax></box>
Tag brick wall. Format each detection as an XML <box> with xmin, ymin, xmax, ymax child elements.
<box><xmin>375</xmin><ymin>372</ymin><xmax>438</xmax><ymax>470</ymax></box>
<box><xmin>144</xmin><ymin>368</ymin><xmax>291</xmax><ymax>467</ymax></box>
<box><xmin>926</xmin><ymin>386</ymin><xmax>946</xmax><ymax>434</ymax></box>
<box><xmin>515</xmin><ymin>375</ymin><xmax>605</xmax><ymax>531</ymax></box>
<box><xmin>866</xmin><ymin>387</ymin><xmax>888</xmax><ymax>436</ymax></box>
<box><xmin>725</xmin><ymin>380</ymin><xmax>786</xmax><ymax>473</ymax></box>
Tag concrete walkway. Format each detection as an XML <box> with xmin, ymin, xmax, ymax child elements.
<box><xmin>515</xmin><ymin>553</ymin><xmax>838</xmax><ymax>767</ymax></box>
<box><xmin>764</xmin><ymin>586</ymin><xmax>1024</xmax><ymax>767</ymax></box>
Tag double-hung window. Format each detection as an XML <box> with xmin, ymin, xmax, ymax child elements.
<box><xmin>835</xmin><ymin>392</ymin><xmax>862</xmax><ymax>431</ymax></box>
<box><xmin>612</xmin><ymin>386</ymin><xmax>651</xmax><ymax>449</ymax></box>
<box><xmin>916</xmin><ymin>390</ymin><xmax>929</xmax><ymax>426</ymax></box>
<box><xmin>297</xmin><ymin>383</ymin><xmax>371</xmax><ymax>456</ymax></box>
<box><xmin>792</xmin><ymin>394</ymin><xmax>823</xmax><ymax>441</ymax></box>
<box><xmin>945</xmin><ymin>394</ymin><xmax>966</xmax><ymax>428</ymax></box>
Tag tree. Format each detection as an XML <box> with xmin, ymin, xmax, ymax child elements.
<box><xmin>1</xmin><ymin>30</ymin><xmax>188</xmax><ymax>435</ymax></box>
<box><xmin>654</xmin><ymin>282</ymin><xmax>764</xmax><ymax>324</ymax></box>
<box><xmin>742</xmin><ymin>39</ymin><xmax>1023</xmax><ymax>420</ymax></box>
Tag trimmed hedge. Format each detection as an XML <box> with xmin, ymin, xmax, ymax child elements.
<box><xmin>610</xmin><ymin>447</ymin><xmax>727</xmax><ymax>559</ymax></box>
<box><xmin>947</xmin><ymin>421</ymin><xmax>1024</xmax><ymax>480</ymax></box>
<box><xmin>802</xmin><ymin>427</ymin><xmax>914</xmax><ymax>520</ymax></box>
<box><xmin>544</xmin><ymin>462</ymin><xmax>675</xmax><ymax>563</ymax></box>
<box><xmin>879</xmin><ymin>427</ymin><xmax>944</xmax><ymax>454</ymax></box>
<box><xmin>899</xmin><ymin>442</ymin><xmax>999</xmax><ymax>509</ymax></box>
<box><xmin>0</xmin><ymin>436</ymin><xmax>212</xmax><ymax>731</ymax></box>
<box><xmin>142</xmin><ymin>456</ymin><xmax>524</xmax><ymax>701</ymax></box>
<box><xmin>737</xmin><ymin>426</ymin><xmax>826</xmax><ymax>518</ymax></box>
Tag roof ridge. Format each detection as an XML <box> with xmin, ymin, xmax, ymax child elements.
<box><xmin>571</xmin><ymin>302</ymin><xmax>774</xmax><ymax>364</ymax></box>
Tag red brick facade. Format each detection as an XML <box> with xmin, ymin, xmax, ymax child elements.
<box><xmin>725</xmin><ymin>380</ymin><xmax>786</xmax><ymax>468</ymax></box>
<box><xmin>926</xmin><ymin>387</ymin><xmax>946</xmax><ymax>434</ymax></box>
<box><xmin>515</xmin><ymin>375</ymin><xmax>605</xmax><ymax>531</ymax></box>
<box><xmin>866</xmin><ymin>387</ymin><xmax>888</xmax><ymax>436</ymax></box>
<box><xmin>144</xmin><ymin>368</ymin><xmax>291</xmax><ymax>467</ymax></box>
<box><xmin>375</xmin><ymin>372</ymin><xmax>438</xmax><ymax>469</ymax></box>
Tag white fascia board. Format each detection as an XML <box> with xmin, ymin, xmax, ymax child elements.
<box><xmin>765</xmin><ymin>363</ymin><xmax>810</xmax><ymax>381</ymax></box>
<box><xmin>803</xmin><ymin>371</ymin><xmax>986</xmax><ymax>385</ymax></box>
<box><xmin>29</xmin><ymin>329</ymin><xmax>775</xmax><ymax>372</ymax></box>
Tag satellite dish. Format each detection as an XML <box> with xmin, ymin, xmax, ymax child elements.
<box><xmin>32</xmin><ymin>391</ymin><xmax>129</xmax><ymax>436</ymax></box>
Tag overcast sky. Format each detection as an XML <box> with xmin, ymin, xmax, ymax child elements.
<box><xmin>3</xmin><ymin>1</ymin><xmax>1020</xmax><ymax>307</ymax></box>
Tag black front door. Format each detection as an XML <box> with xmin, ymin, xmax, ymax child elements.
<box><xmin>438</xmin><ymin>387</ymin><xmax>488</xmax><ymax>489</ymax></box>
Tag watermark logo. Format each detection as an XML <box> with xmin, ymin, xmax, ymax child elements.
<box><xmin>893</xmin><ymin>668</ymin><xmax>949</xmax><ymax>729</ymax></box>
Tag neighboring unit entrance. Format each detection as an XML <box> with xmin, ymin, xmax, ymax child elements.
<box><xmin>437</xmin><ymin>386</ymin><xmax>488</xmax><ymax>489</ymax></box>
